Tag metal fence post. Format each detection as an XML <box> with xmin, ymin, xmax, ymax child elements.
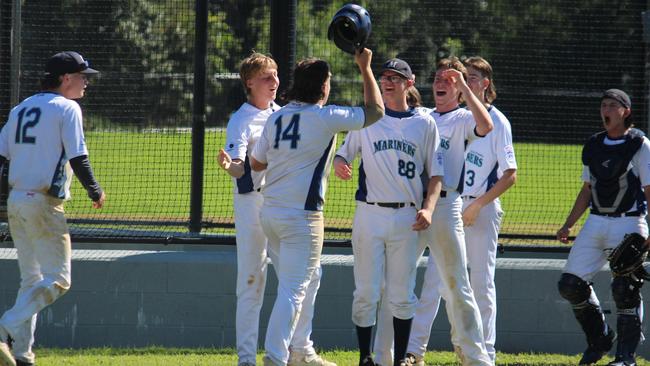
<box><xmin>190</xmin><ymin>0</ymin><xmax>208</xmax><ymax>233</ymax></box>
<box><xmin>270</xmin><ymin>0</ymin><xmax>296</xmax><ymax>99</ymax></box>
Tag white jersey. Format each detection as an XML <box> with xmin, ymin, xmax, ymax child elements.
<box><xmin>462</xmin><ymin>106</ymin><xmax>517</xmax><ymax>197</ymax></box>
<box><xmin>252</xmin><ymin>101</ymin><xmax>365</xmax><ymax>211</ymax></box>
<box><xmin>430</xmin><ymin>107</ymin><xmax>481</xmax><ymax>193</ymax></box>
<box><xmin>0</xmin><ymin>92</ymin><xmax>88</xmax><ymax>199</ymax></box>
<box><xmin>223</xmin><ymin>101</ymin><xmax>280</xmax><ymax>194</ymax></box>
<box><xmin>336</xmin><ymin>107</ymin><xmax>443</xmax><ymax>208</ymax></box>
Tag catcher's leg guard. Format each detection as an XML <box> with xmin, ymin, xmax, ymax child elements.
<box><xmin>611</xmin><ymin>275</ymin><xmax>643</xmax><ymax>364</ymax></box>
<box><xmin>558</xmin><ymin>273</ymin><xmax>614</xmax><ymax>364</ymax></box>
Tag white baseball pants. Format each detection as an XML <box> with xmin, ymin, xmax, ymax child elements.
<box><xmin>462</xmin><ymin>198</ymin><xmax>503</xmax><ymax>362</ymax></box>
<box><xmin>1</xmin><ymin>190</ymin><xmax>72</xmax><ymax>365</ymax></box>
<box><xmin>260</xmin><ymin>206</ymin><xmax>323</xmax><ymax>365</ymax></box>
<box><xmin>564</xmin><ymin>214</ymin><xmax>649</xmax><ymax>281</ymax></box>
<box><xmin>374</xmin><ymin>193</ymin><xmax>491</xmax><ymax>366</ymax></box>
<box><xmin>233</xmin><ymin>191</ymin><xmax>268</xmax><ymax>364</ymax></box>
<box><xmin>409</xmin><ymin>193</ymin><xmax>491</xmax><ymax>366</ymax></box>
<box><xmin>351</xmin><ymin>202</ymin><xmax>420</xmax><ymax>326</ymax></box>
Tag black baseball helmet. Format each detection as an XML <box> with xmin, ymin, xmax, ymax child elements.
<box><xmin>327</xmin><ymin>4</ymin><xmax>371</xmax><ymax>55</ymax></box>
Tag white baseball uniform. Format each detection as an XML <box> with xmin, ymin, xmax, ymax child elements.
<box><xmin>395</xmin><ymin>106</ymin><xmax>517</xmax><ymax>363</ymax></box>
<box><xmin>0</xmin><ymin>92</ymin><xmax>90</xmax><ymax>365</ymax></box>
<box><xmin>335</xmin><ymin>107</ymin><xmax>443</xmax><ymax>330</ymax></box>
<box><xmin>375</xmin><ymin>106</ymin><xmax>492</xmax><ymax>366</ymax></box>
<box><xmin>222</xmin><ymin>101</ymin><xmax>279</xmax><ymax>365</ymax></box>
<box><xmin>251</xmin><ymin>101</ymin><xmax>365</xmax><ymax>365</ymax></box>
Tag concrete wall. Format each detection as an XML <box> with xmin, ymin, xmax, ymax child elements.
<box><xmin>0</xmin><ymin>246</ymin><xmax>646</xmax><ymax>357</ymax></box>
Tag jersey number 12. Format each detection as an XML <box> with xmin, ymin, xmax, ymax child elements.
<box><xmin>15</xmin><ymin>107</ymin><xmax>41</xmax><ymax>144</ymax></box>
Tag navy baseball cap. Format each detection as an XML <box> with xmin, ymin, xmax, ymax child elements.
<box><xmin>44</xmin><ymin>51</ymin><xmax>99</xmax><ymax>77</ymax></box>
<box><xmin>602</xmin><ymin>89</ymin><xmax>631</xmax><ymax>109</ymax></box>
<box><xmin>380</xmin><ymin>58</ymin><xmax>413</xmax><ymax>79</ymax></box>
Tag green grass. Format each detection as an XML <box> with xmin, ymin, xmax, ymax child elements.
<box><xmin>67</xmin><ymin>131</ymin><xmax>586</xmax><ymax>242</ymax></box>
<box><xmin>27</xmin><ymin>347</ymin><xmax>650</xmax><ymax>365</ymax></box>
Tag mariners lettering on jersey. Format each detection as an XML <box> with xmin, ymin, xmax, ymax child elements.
<box><xmin>372</xmin><ymin>139</ymin><xmax>416</xmax><ymax>157</ymax></box>
<box><xmin>440</xmin><ymin>138</ymin><xmax>450</xmax><ymax>150</ymax></box>
<box><xmin>466</xmin><ymin>151</ymin><xmax>483</xmax><ymax>167</ymax></box>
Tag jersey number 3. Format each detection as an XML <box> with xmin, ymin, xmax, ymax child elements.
<box><xmin>273</xmin><ymin>114</ymin><xmax>301</xmax><ymax>149</ymax></box>
<box><xmin>15</xmin><ymin>107</ymin><xmax>41</xmax><ymax>144</ymax></box>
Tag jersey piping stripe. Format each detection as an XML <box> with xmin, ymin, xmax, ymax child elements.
<box><xmin>305</xmin><ymin>137</ymin><xmax>334</xmax><ymax>211</ymax></box>
<box><xmin>486</xmin><ymin>163</ymin><xmax>499</xmax><ymax>192</ymax></box>
<box><xmin>355</xmin><ymin>160</ymin><xmax>367</xmax><ymax>202</ymax></box>
<box><xmin>47</xmin><ymin>149</ymin><xmax>68</xmax><ymax>199</ymax></box>
<box><xmin>634</xmin><ymin>175</ymin><xmax>647</xmax><ymax>214</ymax></box>
<box><xmin>236</xmin><ymin>155</ymin><xmax>255</xmax><ymax>194</ymax></box>
<box><xmin>455</xmin><ymin>163</ymin><xmax>465</xmax><ymax>194</ymax></box>
<box><xmin>455</xmin><ymin>139</ymin><xmax>469</xmax><ymax>194</ymax></box>
<box><xmin>433</xmin><ymin>106</ymin><xmax>460</xmax><ymax>116</ymax></box>
<box><xmin>385</xmin><ymin>107</ymin><xmax>416</xmax><ymax>118</ymax></box>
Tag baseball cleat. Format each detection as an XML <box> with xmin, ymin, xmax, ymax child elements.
<box><xmin>404</xmin><ymin>352</ymin><xmax>424</xmax><ymax>366</ymax></box>
<box><xmin>15</xmin><ymin>360</ymin><xmax>33</xmax><ymax>366</ymax></box>
<box><xmin>0</xmin><ymin>326</ymin><xmax>15</xmax><ymax>366</ymax></box>
<box><xmin>263</xmin><ymin>355</ymin><xmax>280</xmax><ymax>366</ymax></box>
<box><xmin>579</xmin><ymin>328</ymin><xmax>615</xmax><ymax>365</ymax></box>
<box><xmin>359</xmin><ymin>355</ymin><xmax>376</xmax><ymax>366</ymax></box>
<box><xmin>0</xmin><ymin>343</ymin><xmax>14</xmax><ymax>366</ymax></box>
<box><xmin>607</xmin><ymin>357</ymin><xmax>636</xmax><ymax>366</ymax></box>
<box><xmin>288</xmin><ymin>351</ymin><xmax>336</xmax><ymax>366</ymax></box>
<box><xmin>237</xmin><ymin>362</ymin><xmax>256</xmax><ymax>366</ymax></box>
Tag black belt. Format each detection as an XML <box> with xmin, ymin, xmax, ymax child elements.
<box><xmin>366</xmin><ymin>202</ymin><xmax>415</xmax><ymax>208</ymax></box>
<box><xmin>591</xmin><ymin>210</ymin><xmax>642</xmax><ymax>217</ymax></box>
<box><xmin>440</xmin><ymin>191</ymin><xmax>447</xmax><ymax>198</ymax></box>
<box><xmin>462</xmin><ymin>195</ymin><xmax>477</xmax><ymax>200</ymax></box>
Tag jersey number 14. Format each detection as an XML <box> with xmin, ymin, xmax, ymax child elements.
<box><xmin>273</xmin><ymin>114</ymin><xmax>301</xmax><ymax>149</ymax></box>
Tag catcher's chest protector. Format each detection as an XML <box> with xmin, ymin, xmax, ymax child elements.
<box><xmin>582</xmin><ymin>131</ymin><xmax>644</xmax><ymax>214</ymax></box>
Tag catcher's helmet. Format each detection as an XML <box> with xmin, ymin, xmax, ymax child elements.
<box><xmin>327</xmin><ymin>4</ymin><xmax>371</xmax><ymax>55</ymax></box>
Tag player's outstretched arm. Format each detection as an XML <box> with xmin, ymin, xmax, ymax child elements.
<box><xmin>217</xmin><ymin>148</ymin><xmax>245</xmax><ymax>178</ymax></box>
<box><xmin>557</xmin><ymin>182</ymin><xmax>591</xmax><ymax>243</ymax></box>
<box><xmin>463</xmin><ymin>169</ymin><xmax>517</xmax><ymax>226</ymax></box>
<box><xmin>354</xmin><ymin>48</ymin><xmax>384</xmax><ymax>127</ymax></box>
<box><xmin>333</xmin><ymin>156</ymin><xmax>353</xmax><ymax>180</ymax></box>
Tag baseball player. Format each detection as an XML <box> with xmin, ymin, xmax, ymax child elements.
<box><xmin>395</xmin><ymin>57</ymin><xmax>518</xmax><ymax>365</ymax></box>
<box><xmin>0</xmin><ymin>51</ymin><xmax>105</xmax><ymax>366</ymax></box>
<box><xmin>250</xmin><ymin>48</ymin><xmax>384</xmax><ymax>366</ymax></box>
<box><xmin>376</xmin><ymin>57</ymin><xmax>494</xmax><ymax>366</ymax></box>
<box><xmin>333</xmin><ymin>58</ymin><xmax>444</xmax><ymax>366</ymax></box>
<box><xmin>217</xmin><ymin>52</ymin><xmax>281</xmax><ymax>366</ymax></box>
<box><xmin>556</xmin><ymin>89</ymin><xmax>650</xmax><ymax>366</ymax></box>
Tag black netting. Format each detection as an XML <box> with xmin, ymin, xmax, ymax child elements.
<box><xmin>0</xmin><ymin>0</ymin><xmax>647</xmax><ymax>245</ymax></box>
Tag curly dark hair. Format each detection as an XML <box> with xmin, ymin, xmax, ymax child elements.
<box><xmin>285</xmin><ymin>58</ymin><xmax>330</xmax><ymax>104</ymax></box>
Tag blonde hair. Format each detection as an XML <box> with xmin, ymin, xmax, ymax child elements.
<box><xmin>239</xmin><ymin>52</ymin><xmax>278</xmax><ymax>95</ymax></box>
<box><xmin>464</xmin><ymin>56</ymin><xmax>497</xmax><ymax>104</ymax></box>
